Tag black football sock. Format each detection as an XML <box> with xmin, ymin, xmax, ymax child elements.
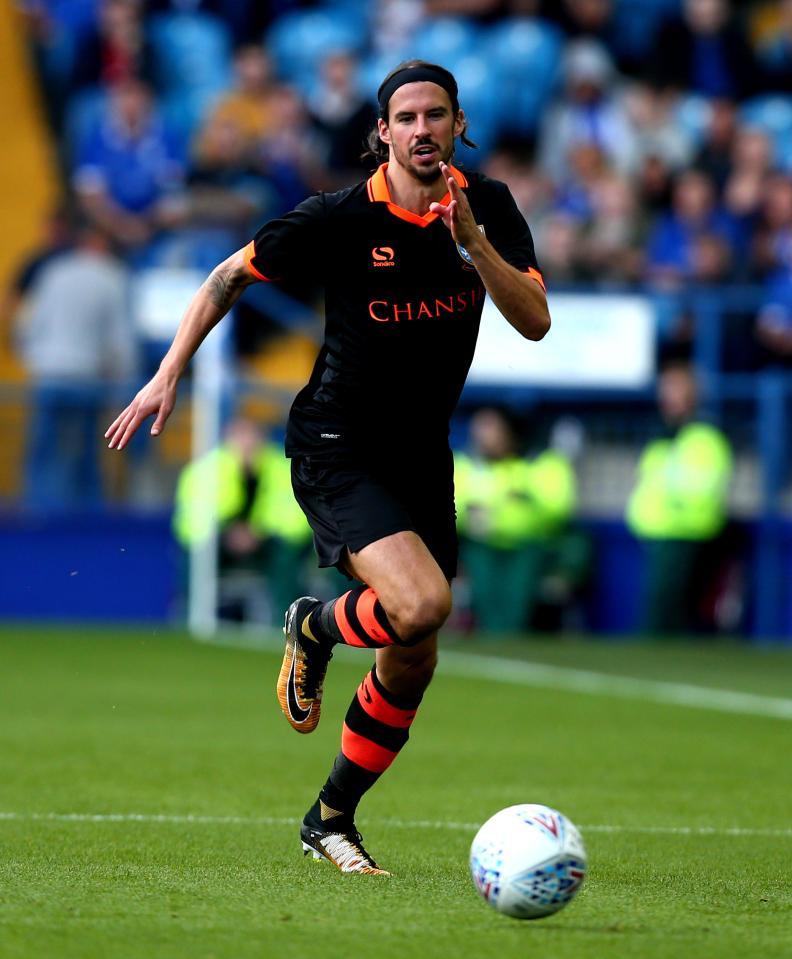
<box><xmin>308</xmin><ymin>585</ymin><xmax>403</xmax><ymax>650</ymax></box>
<box><xmin>305</xmin><ymin>667</ymin><xmax>421</xmax><ymax>830</ymax></box>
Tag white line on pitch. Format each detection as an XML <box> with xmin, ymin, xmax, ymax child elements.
<box><xmin>1</xmin><ymin>811</ymin><xmax>791</xmax><ymax>839</ymax></box>
<box><xmin>202</xmin><ymin>630</ymin><xmax>792</xmax><ymax>722</ymax></box>
<box><xmin>438</xmin><ymin>651</ymin><xmax>792</xmax><ymax>721</ymax></box>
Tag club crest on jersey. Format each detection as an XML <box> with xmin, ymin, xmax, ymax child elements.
<box><xmin>456</xmin><ymin>224</ymin><xmax>485</xmax><ymax>268</ymax></box>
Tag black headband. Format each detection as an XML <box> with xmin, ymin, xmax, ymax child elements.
<box><xmin>377</xmin><ymin>66</ymin><xmax>459</xmax><ymax>118</ymax></box>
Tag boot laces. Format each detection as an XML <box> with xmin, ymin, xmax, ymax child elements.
<box><xmin>320</xmin><ymin>832</ymin><xmax>379</xmax><ymax>873</ymax></box>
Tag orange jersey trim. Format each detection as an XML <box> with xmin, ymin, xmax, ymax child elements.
<box><xmin>367</xmin><ymin>162</ymin><xmax>469</xmax><ymax>228</ymax></box>
<box><xmin>243</xmin><ymin>240</ymin><xmax>273</xmax><ymax>282</ymax></box>
<box><xmin>524</xmin><ymin>267</ymin><xmax>546</xmax><ymax>293</ymax></box>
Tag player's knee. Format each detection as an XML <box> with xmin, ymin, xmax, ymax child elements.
<box><xmin>392</xmin><ymin>586</ymin><xmax>452</xmax><ymax>644</ymax></box>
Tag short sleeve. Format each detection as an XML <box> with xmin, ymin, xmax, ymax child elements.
<box><xmin>244</xmin><ymin>193</ymin><xmax>326</xmax><ymax>282</ymax></box>
<box><xmin>487</xmin><ymin>182</ymin><xmax>546</xmax><ymax>292</ymax></box>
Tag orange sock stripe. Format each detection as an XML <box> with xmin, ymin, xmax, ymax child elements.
<box><xmin>341</xmin><ymin>723</ymin><xmax>398</xmax><ymax>773</ymax></box>
<box><xmin>357</xmin><ymin>588</ymin><xmax>398</xmax><ymax>646</ymax></box>
<box><xmin>357</xmin><ymin>675</ymin><xmax>416</xmax><ymax>729</ymax></box>
<box><xmin>334</xmin><ymin>591</ymin><xmax>369</xmax><ymax>648</ymax></box>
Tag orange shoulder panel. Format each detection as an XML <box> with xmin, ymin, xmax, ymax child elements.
<box><xmin>243</xmin><ymin>240</ymin><xmax>272</xmax><ymax>282</ymax></box>
<box><xmin>525</xmin><ymin>267</ymin><xmax>546</xmax><ymax>293</ymax></box>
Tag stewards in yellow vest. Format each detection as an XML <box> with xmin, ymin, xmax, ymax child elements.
<box><xmin>173</xmin><ymin>417</ymin><xmax>312</xmax><ymax>621</ymax></box>
<box><xmin>455</xmin><ymin>408</ymin><xmax>578</xmax><ymax>633</ymax></box>
<box><xmin>626</xmin><ymin>363</ymin><xmax>732</xmax><ymax>635</ymax></box>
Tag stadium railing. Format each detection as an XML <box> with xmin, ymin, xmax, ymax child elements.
<box><xmin>2</xmin><ymin>282</ymin><xmax>792</xmax><ymax>641</ymax></box>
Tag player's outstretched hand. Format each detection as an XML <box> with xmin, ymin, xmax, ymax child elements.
<box><xmin>105</xmin><ymin>370</ymin><xmax>177</xmax><ymax>450</ymax></box>
<box><xmin>429</xmin><ymin>161</ymin><xmax>479</xmax><ymax>249</ymax></box>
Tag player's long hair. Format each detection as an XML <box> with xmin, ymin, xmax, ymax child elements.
<box><xmin>363</xmin><ymin>59</ymin><xmax>478</xmax><ymax>165</ymax></box>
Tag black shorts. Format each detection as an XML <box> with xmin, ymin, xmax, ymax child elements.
<box><xmin>291</xmin><ymin>450</ymin><xmax>458</xmax><ymax>580</ymax></box>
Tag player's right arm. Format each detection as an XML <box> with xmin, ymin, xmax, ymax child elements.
<box><xmin>105</xmin><ymin>247</ymin><xmax>257</xmax><ymax>450</ymax></box>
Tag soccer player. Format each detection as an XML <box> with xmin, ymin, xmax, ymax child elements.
<box><xmin>106</xmin><ymin>60</ymin><xmax>550</xmax><ymax>875</ymax></box>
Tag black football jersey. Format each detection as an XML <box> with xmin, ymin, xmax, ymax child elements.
<box><xmin>245</xmin><ymin>163</ymin><xmax>544</xmax><ymax>459</ymax></box>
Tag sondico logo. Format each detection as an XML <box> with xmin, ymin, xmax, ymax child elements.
<box><xmin>372</xmin><ymin>246</ymin><xmax>395</xmax><ymax>267</ymax></box>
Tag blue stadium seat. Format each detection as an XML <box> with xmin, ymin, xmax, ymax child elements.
<box><xmin>673</xmin><ymin>94</ymin><xmax>714</xmax><ymax>150</ymax></box>
<box><xmin>148</xmin><ymin>12</ymin><xmax>232</xmax><ymax>97</ymax></box>
<box><xmin>452</xmin><ymin>55</ymin><xmax>501</xmax><ymax>165</ymax></box>
<box><xmin>47</xmin><ymin>0</ymin><xmax>99</xmax><ymax>34</ymax></box>
<box><xmin>741</xmin><ymin>95</ymin><xmax>792</xmax><ymax>172</ymax></box>
<box><xmin>611</xmin><ymin>0</ymin><xmax>680</xmax><ymax>61</ymax></box>
<box><xmin>484</xmin><ymin>17</ymin><xmax>563</xmax><ymax>78</ymax></box>
<box><xmin>484</xmin><ymin>18</ymin><xmax>564</xmax><ymax>135</ymax></box>
<box><xmin>160</xmin><ymin>89</ymin><xmax>223</xmax><ymax>155</ymax></box>
<box><xmin>410</xmin><ymin>17</ymin><xmax>482</xmax><ymax>69</ymax></box>
<box><xmin>612</xmin><ymin>0</ymin><xmax>680</xmax><ymax>12</ymax></box>
<box><xmin>318</xmin><ymin>0</ymin><xmax>373</xmax><ymax>22</ymax></box>
<box><xmin>741</xmin><ymin>95</ymin><xmax>792</xmax><ymax>139</ymax></box>
<box><xmin>358</xmin><ymin>54</ymin><xmax>394</xmax><ymax>102</ymax></box>
<box><xmin>266</xmin><ymin>9</ymin><xmax>369</xmax><ymax>90</ymax></box>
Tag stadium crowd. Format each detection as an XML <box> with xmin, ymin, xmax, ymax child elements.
<box><xmin>13</xmin><ymin>0</ymin><xmax>792</xmax><ymax>369</ymax></box>
<box><xmin>9</xmin><ymin>0</ymin><xmax>792</xmax><ymax>634</ymax></box>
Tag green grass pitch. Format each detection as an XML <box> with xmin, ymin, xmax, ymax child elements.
<box><xmin>1</xmin><ymin>626</ymin><xmax>791</xmax><ymax>958</ymax></box>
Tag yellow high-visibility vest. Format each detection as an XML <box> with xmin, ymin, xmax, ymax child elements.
<box><xmin>626</xmin><ymin>423</ymin><xmax>732</xmax><ymax>540</ymax></box>
<box><xmin>173</xmin><ymin>443</ymin><xmax>310</xmax><ymax>546</ymax></box>
<box><xmin>455</xmin><ymin>451</ymin><xmax>576</xmax><ymax>550</ymax></box>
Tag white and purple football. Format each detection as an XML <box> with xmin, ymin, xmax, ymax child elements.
<box><xmin>469</xmin><ymin>803</ymin><xmax>587</xmax><ymax>919</ymax></box>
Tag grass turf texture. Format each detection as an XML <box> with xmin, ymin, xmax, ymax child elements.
<box><xmin>1</xmin><ymin>627</ymin><xmax>791</xmax><ymax>959</ymax></box>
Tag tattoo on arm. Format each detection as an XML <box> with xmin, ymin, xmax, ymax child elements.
<box><xmin>203</xmin><ymin>263</ymin><xmax>248</xmax><ymax>312</ymax></box>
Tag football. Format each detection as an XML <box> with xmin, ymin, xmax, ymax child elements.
<box><xmin>469</xmin><ymin>804</ymin><xmax>587</xmax><ymax>919</ymax></box>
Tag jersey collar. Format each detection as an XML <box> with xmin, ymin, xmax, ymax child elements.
<box><xmin>366</xmin><ymin>162</ymin><xmax>469</xmax><ymax>228</ymax></box>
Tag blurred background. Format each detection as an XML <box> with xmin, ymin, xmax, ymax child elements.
<box><xmin>2</xmin><ymin>0</ymin><xmax>792</xmax><ymax>642</ymax></box>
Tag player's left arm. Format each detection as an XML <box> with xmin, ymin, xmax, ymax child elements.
<box><xmin>429</xmin><ymin>162</ymin><xmax>550</xmax><ymax>341</ymax></box>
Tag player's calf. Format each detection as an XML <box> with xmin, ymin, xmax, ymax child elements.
<box><xmin>376</xmin><ymin>639</ymin><xmax>438</xmax><ymax>700</ymax></box>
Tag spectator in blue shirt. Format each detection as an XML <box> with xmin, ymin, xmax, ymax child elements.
<box><xmin>753</xmin><ymin>174</ymin><xmax>792</xmax><ymax>364</ymax></box>
<box><xmin>72</xmin><ymin>78</ymin><xmax>185</xmax><ymax>254</ymax></box>
<box><xmin>751</xmin><ymin>172</ymin><xmax>792</xmax><ymax>280</ymax></box>
<box><xmin>756</xmin><ymin>271</ymin><xmax>792</xmax><ymax>366</ymax></box>
<box><xmin>539</xmin><ymin>39</ymin><xmax>638</xmax><ymax>183</ymax></box>
<box><xmin>645</xmin><ymin>167</ymin><xmax>744</xmax><ymax>287</ymax></box>
<box><xmin>646</xmin><ymin>0</ymin><xmax>759</xmax><ymax>101</ymax></box>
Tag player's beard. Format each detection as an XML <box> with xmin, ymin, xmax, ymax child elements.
<box><xmin>393</xmin><ymin>138</ymin><xmax>454</xmax><ymax>184</ymax></box>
